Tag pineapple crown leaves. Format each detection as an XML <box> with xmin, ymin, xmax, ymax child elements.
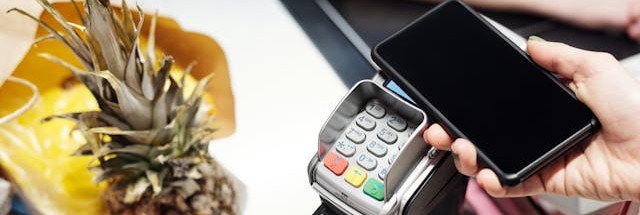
<box><xmin>14</xmin><ymin>0</ymin><xmax>217</xmax><ymax>201</ymax></box>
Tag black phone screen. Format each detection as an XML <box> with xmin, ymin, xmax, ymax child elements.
<box><xmin>374</xmin><ymin>1</ymin><xmax>595</xmax><ymax>175</ymax></box>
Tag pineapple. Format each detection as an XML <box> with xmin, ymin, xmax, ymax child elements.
<box><xmin>10</xmin><ymin>0</ymin><xmax>237</xmax><ymax>214</ymax></box>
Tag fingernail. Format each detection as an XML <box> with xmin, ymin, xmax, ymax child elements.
<box><xmin>528</xmin><ymin>35</ymin><xmax>546</xmax><ymax>42</ymax></box>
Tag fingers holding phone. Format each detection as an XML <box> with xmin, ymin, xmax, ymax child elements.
<box><xmin>423</xmin><ymin>123</ymin><xmax>561</xmax><ymax>198</ymax></box>
<box><xmin>422</xmin><ymin>37</ymin><xmax>640</xmax><ymax>201</ymax></box>
<box><xmin>425</xmin><ymin>124</ymin><xmax>478</xmax><ymax>176</ymax></box>
<box><xmin>374</xmin><ymin>1</ymin><xmax>597</xmax><ymax>186</ymax></box>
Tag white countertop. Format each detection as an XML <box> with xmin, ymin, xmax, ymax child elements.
<box><xmin>139</xmin><ymin>0</ymin><xmax>350</xmax><ymax>214</ymax></box>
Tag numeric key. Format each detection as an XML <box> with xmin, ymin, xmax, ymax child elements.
<box><xmin>357</xmin><ymin>153</ymin><xmax>377</xmax><ymax>170</ymax></box>
<box><xmin>377</xmin><ymin>127</ymin><xmax>398</xmax><ymax>144</ymax></box>
<box><xmin>346</xmin><ymin>127</ymin><xmax>366</xmax><ymax>143</ymax></box>
<box><xmin>388</xmin><ymin>152</ymin><xmax>399</xmax><ymax>164</ymax></box>
<box><xmin>365</xmin><ymin>103</ymin><xmax>386</xmax><ymax>118</ymax></box>
<box><xmin>366</xmin><ymin>140</ymin><xmax>387</xmax><ymax>157</ymax></box>
<box><xmin>356</xmin><ymin>114</ymin><xmax>376</xmax><ymax>131</ymax></box>
<box><xmin>387</xmin><ymin>115</ymin><xmax>407</xmax><ymax>131</ymax></box>
<box><xmin>378</xmin><ymin>167</ymin><xmax>389</xmax><ymax>180</ymax></box>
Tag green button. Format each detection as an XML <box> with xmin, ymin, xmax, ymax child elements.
<box><xmin>363</xmin><ymin>178</ymin><xmax>384</xmax><ymax>201</ymax></box>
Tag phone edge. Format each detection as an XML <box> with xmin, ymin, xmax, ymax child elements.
<box><xmin>370</xmin><ymin>0</ymin><xmax>599</xmax><ymax>186</ymax></box>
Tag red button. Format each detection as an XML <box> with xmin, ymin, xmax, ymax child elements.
<box><xmin>324</xmin><ymin>152</ymin><xmax>348</xmax><ymax>175</ymax></box>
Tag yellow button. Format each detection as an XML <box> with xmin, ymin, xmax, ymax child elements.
<box><xmin>344</xmin><ymin>166</ymin><xmax>367</xmax><ymax>188</ymax></box>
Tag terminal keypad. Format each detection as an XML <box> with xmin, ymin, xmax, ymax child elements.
<box><xmin>323</xmin><ymin>100</ymin><xmax>414</xmax><ymax>201</ymax></box>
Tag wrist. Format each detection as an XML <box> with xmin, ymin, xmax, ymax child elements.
<box><xmin>508</xmin><ymin>0</ymin><xmax>556</xmax><ymax>16</ymax></box>
<box><xmin>461</xmin><ymin>0</ymin><xmax>539</xmax><ymax>12</ymax></box>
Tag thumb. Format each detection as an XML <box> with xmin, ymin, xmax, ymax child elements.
<box><xmin>526</xmin><ymin>39</ymin><xmax>612</xmax><ymax>82</ymax></box>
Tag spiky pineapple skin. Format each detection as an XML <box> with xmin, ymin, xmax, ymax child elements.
<box><xmin>104</xmin><ymin>157</ymin><xmax>236</xmax><ymax>215</ymax></box>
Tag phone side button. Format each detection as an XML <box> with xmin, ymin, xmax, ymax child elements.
<box><xmin>323</xmin><ymin>152</ymin><xmax>349</xmax><ymax>176</ymax></box>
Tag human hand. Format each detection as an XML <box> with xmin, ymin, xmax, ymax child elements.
<box><xmin>423</xmin><ymin>38</ymin><xmax>640</xmax><ymax>201</ymax></box>
<box><xmin>436</xmin><ymin>0</ymin><xmax>640</xmax><ymax>41</ymax></box>
<box><xmin>539</xmin><ymin>0</ymin><xmax>640</xmax><ymax>41</ymax></box>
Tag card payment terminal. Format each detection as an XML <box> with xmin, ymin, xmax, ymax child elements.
<box><xmin>307</xmin><ymin>74</ymin><xmax>467</xmax><ymax>215</ymax></box>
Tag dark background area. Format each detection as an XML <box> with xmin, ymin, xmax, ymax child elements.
<box><xmin>281</xmin><ymin>0</ymin><xmax>640</xmax><ymax>87</ymax></box>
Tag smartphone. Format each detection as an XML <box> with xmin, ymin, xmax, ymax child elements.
<box><xmin>371</xmin><ymin>0</ymin><xmax>598</xmax><ymax>186</ymax></box>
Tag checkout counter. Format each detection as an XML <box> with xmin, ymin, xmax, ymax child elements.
<box><xmin>282</xmin><ymin>0</ymin><xmax>640</xmax><ymax>214</ymax></box>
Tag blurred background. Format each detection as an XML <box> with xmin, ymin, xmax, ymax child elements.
<box><xmin>2</xmin><ymin>0</ymin><xmax>640</xmax><ymax>214</ymax></box>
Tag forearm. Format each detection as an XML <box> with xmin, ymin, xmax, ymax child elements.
<box><xmin>413</xmin><ymin>0</ymin><xmax>630</xmax><ymax>30</ymax></box>
<box><xmin>412</xmin><ymin>0</ymin><xmax>551</xmax><ymax>14</ymax></box>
